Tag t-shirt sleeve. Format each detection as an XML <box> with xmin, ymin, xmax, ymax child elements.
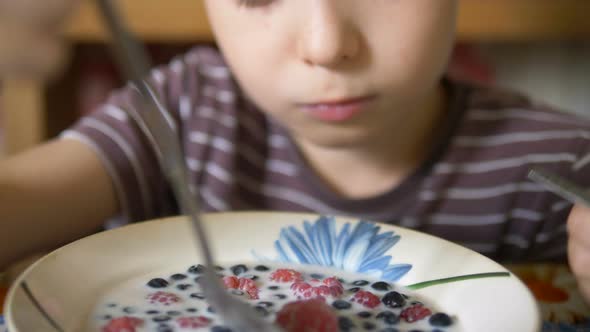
<box><xmin>59</xmin><ymin>55</ymin><xmax>193</xmax><ymax>226</ymax></box>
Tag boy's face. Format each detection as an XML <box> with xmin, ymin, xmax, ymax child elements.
<box><xmin>204</xmin><ymin>0</ymin><xmax>458</xmax><ymax>148</ymax></box>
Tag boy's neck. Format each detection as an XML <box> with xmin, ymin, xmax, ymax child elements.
<box><xmin>294</xmin><ymin>84</ymin><xmax>448</xmax><ymax>199</ymax></box>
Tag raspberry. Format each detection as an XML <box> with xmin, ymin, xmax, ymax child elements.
<box><xmin>291</xmin><ymin>276</ymin><xmax>344</xmax><ymax>299</ymax></box>
<box><xmin>146</xmin><ymin>291</ymin><xmax>181</xmax><ymax>305</ymax></box>
<box><xmin>351</xmin><ymin>290</ymin><xmax>381</xmax><ymax>309</ymax></box>
<box><xmin>102</xmin><ymin>316</ymin><xmax>143</xmax><ymax>332</ymax></box>
<box><xmin>221</xmin><ymin>276</ymin><xmax>259</xmax><ymax>299</ymax></box>
<box><xmin>322</xmin><ymin>277</ymin><xmax>344</xmax><ymax>296</ymax></box>
<box><xmin>291</xmin><ymin>281</ymin><xmax>316</xmax><ymax>299</ymax></box>
<box><xmin>400</xmin><ymin>304</ymin><xmax>432</xmax><ymax>323</ymax></box>
<box><xmin>269</xmin><ymin>268</ymin><xmax>303</xmax><ymax>282</ymax></box>
<box><xmin>222</xmin><ymin>276</ymin><xmax>240</xmax><ymax>289</ymax></box>
<box><xmin>275</xmin><ymin>298</ymin><xmax>338</xmax><ymax>332</ymax></box>
<box><xmin>238</xmin><ymin>277</ymin><xmax>259</xmax><ymax>300</ymax></box>
<box><xmin>176</xmin><ymin>316</ymin><xmax>212</xmax><ymax>329</ymax></box>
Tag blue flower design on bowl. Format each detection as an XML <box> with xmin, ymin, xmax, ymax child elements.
<box><xmin>273</xmin><ymin>216</ymin><xmax>412</xmax><ymax>282</ymax></box>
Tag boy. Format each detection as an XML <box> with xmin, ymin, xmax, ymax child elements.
<box><xmin>1</xmin><ymin>0</ymin><xmax>589</xmax><ymax>304</ymax></box>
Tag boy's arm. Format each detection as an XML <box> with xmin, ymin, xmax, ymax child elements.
<box><xmin>0</xmin><ymin>138</ymin><xmax>118</xmax><ymax>269</ymax></box>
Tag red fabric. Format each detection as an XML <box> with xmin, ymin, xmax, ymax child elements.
<box><xmin>0</xmin><ymin>287</ymin><xmax>7</xmax><ymax>313</ymax></box>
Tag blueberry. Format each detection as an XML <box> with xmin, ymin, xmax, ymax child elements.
<box><xmin>177</xmin><ymin>283</ymin><xmax>192</xmax><ymax>291</ymax></box>
<box><xmin>208</xmin><ymin>306</ymin><xmax>216</xmax><ymax>313</ymax></box>
<box><xmin>353</xmin><ymin>280</ymin><xmax>370</xmax><ymax>286</ymax></box>
<box><xmin>385</xmin><ymin>315</ymin><xmax>400</xmax><ymax>325</ymax></box>
<box><xmin>147</xmin><ymin>278</ymin><xmax>169</xmax><ymax>288</ymax></box>
<box><xmin>358</xmin><ymin>311</ymin><xmax>372</xmax><ymax>318</ymax></box>
<box><xmin>429</xmin><ymin>312</ymin><xmax>453</xmax><ymax>327</ymax></box>
<box><xmin>146</xmin><ymin>310</ymin><xmax>160</xmax><ymax>315</ymax></box>
<box><xmin>106</xmin><ymin>303</ymin><xmax>117</xmax><ymax>308</ymax></box>
<box><xmin>268</xmin><ymin>286</ymin><xmax>280</xmax><ymax>290</ymax></box>
<box><xmin>363</xmin><ymin>321</ymin><xmax>376</xmax><ymax>330</ymax></box>
<box><xmin>190</xmin><ymin>292</ymin><xmax>206</xmax><ymax>299</ymax></box>
<box><xmin>310</xmin><ymin>273</ymin><xmax>325</xmax><ymax>279</ymax></box>
<box><xmin>332</xmin><ymin>300</ymin><xmax>352</xmax><ymax>310</ymax></box>
<box><xmin>231</xmin><ymin>290</ymin><xmax>244</xmax><ymax>296</ymax></box>
<box><xmin>231</xmin><ymin>264</ymin><xmax>248</xmax><ymax>275</ymax></box>
<box><xmin>101</xmin><ymin>315</ymin><xmax>112</xmax><ymax>320</ymax></box>
<box><xmin>348</xmin><ymin>287</ymin><xmax>361</xmax><ymax>293</ymax></box>
<box><xmin>122</xmin><ymin>306</ymin><xmax>136</xmax><ymax>314</ymax></box>
<box><xmin>171</xmin><ymin>273</ymin><xmax>187</xmax><ymax>280</ymax></box>
<box><xmin>152</xmin><ymin>315</ymin><xmax>171</xmax><ymax>322</ymax></box>
<box><xmin>188</xmin><ymin>264</ymin><xmax>205</xmax><ymax>274</ymax></box>
<box><xmin>257</xmin><ymin>301</ymin><xmax>274</xmax><ymax>308</ymax></box>
<box><xmin>371</xmin><ymin>281</ymin><xmax>391</xmax><ymax>291</ymax></box>
<box><xmin>241</xmin><ymin>274</ymin><xmax>259</xmax><ymax>281</ymax></box>
<box><xmin>211</xmin><ymin>326</ymin><xmax>233</xmax><ymax>332</ymax></box>
<box><xmin>378</xmin><ymin>329</ymin><xmax>399</xmax><ymax>332</ymax></box>
<box><xmin>273</xmin><ymin>294</ymin><xmax>287</xmax><ymax>300</ymax></box>
<box><xmin>376</xmin><ymin>311</ymin><xmax>400</xmax><ymax>325</ymax></box>
<box><xmin>382</xmin><ymin>291</ymin><xmax>406</xmax><ymax>308</ymax></box>
<box><xmin>186</xmin><ymin>308</ymin><xmax>198</xmax><ymax>313</ymax></box>
<box><xmin>167</xmin><ymin>310</ymin><xmax>181</xmax><ymax>316</ymax></box>
<box><xmin>157</xmin><ymin>325</ymin><xmax>174</xmax><ymax>332</ymax></box>
<box><xmin>254</xmin><ymin>306</ymin><xmax>270</xmax><ymax>317</ymax></box>
<box><xmin>254</xmin><ymin>265</ymin><xmax>270</xmax><ymax>271</ymax></box>
<box><xmin>338</xmin><ymin>316</ymin><xmax>355</xmax><ymax>331</ymax></box>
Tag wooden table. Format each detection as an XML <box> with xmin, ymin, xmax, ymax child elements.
<box><xmin>1</xmin><ymin>263</ymin><xmax>589</xmax><ymax>331</ymax></box>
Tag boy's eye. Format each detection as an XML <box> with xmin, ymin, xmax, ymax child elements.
<box><xmin>236</xmin><ymin>0</ymin><xmax>275</xmax><ymax>8</ymax></box>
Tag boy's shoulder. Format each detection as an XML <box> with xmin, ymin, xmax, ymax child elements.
<box><xmin>151</xmin><ymin>45</ymin><xmax>234</xmax><ymax>89</ymax></box>
<box><xmin>144</xmin><ymin>45</ymin><xmax>252</xmax><ymax>114</ymax></box>
<box><xmin>459</xmin><ymin>80</ymin><xmax>590</xmax><ymax>132</ymax></box>
<box><xmin>443</xmin><ymin>80</ymin><xmax>590</xmax><ymax>185</ymax></box>
<box><xmin>181</xmin><ymin>45</ymin><xmax>228</xmax><ymax>68</ymax></box>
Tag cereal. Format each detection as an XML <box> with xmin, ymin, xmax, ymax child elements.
<box><xmin>91</xmin><ymin>264</ymin><xmax>459</xmax><ymax>331</ymax></box>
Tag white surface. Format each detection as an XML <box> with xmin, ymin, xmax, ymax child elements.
<box><xmin>481</xmin><ymin>43</ymin><xmax>590</xmax><ymax>116</ymax></box>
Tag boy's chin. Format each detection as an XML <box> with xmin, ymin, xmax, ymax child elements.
<box><xmin>293</xmin><ymin>127</ymin><xmax>382</xmax><ymax>150</ymax></box>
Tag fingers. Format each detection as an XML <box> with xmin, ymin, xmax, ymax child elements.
<box><xmin>568</xmin><ymin>204</ymin><xmax>590</xmax><ymax>248</ymax></box>
<box><xmin>0</xmin><ymin>0</ymin><xmax>77</xmax><ymax>79</ymax></box>
<box><xmin>0</xmin><ymin>0</ymin><xmax>78</xmax><ymax>27</ymax></box>
<box><xmin>0</xmin><ymin>22</ymin><xmax>69</xmax><ymax>79</ymax></box>
<box><xmin>567</xmin><ymin>204</ymin><xmax>590</xmax><ymax>303</ymax></box>
<box><xmin>568</xmin><ymin>239</ymin><xmax>590</xmax><ymax>279</ymax></box>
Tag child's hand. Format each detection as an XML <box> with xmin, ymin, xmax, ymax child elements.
<box><xmin>0</xmin><ymin>0</ymin><xmax>78</xmax><ymax>78</ymax></box>
<box><xmin>567</xmin><ymin>203</ymin><xmax>590</xmax><ymax>304</ymax></box>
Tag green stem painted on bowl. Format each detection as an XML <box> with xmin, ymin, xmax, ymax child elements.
<box><xmin>406</xmin><ymin>272</ymin><xmax>511</xmax><ymax>290</ymax></box>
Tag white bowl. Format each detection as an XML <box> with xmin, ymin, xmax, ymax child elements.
<box><xmin>5</xmin><ymin>211</ymin><xmax>541</xmax><ymax>331</ymax></box>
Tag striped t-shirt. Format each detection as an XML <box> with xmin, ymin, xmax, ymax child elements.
<box><xmin>62</xmin><ymin>46</ymin><xmax>590</xmax><ymax>263</ymax></box>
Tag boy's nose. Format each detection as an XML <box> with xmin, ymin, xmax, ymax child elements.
<box><xmin>297</xmin><ymin>2</ymin><xmax>360</xmax><ymax>68</ymax></box>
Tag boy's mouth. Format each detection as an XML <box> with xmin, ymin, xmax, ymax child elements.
<box><xmin>297</xmin><ymin>95</ymin><xmax>377</xmax><ymax>122</ymax></box>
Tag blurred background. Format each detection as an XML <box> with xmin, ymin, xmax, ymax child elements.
<box><xmin>0</xmin><ymin>0</ymin><xmax>589</xmax><ymax>156</ymax></box>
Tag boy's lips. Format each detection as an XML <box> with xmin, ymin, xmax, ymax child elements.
<box><xmin>297</xmin><ymin>95</ymin><xmax>377</xmax><ymax>122</ymax></box>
